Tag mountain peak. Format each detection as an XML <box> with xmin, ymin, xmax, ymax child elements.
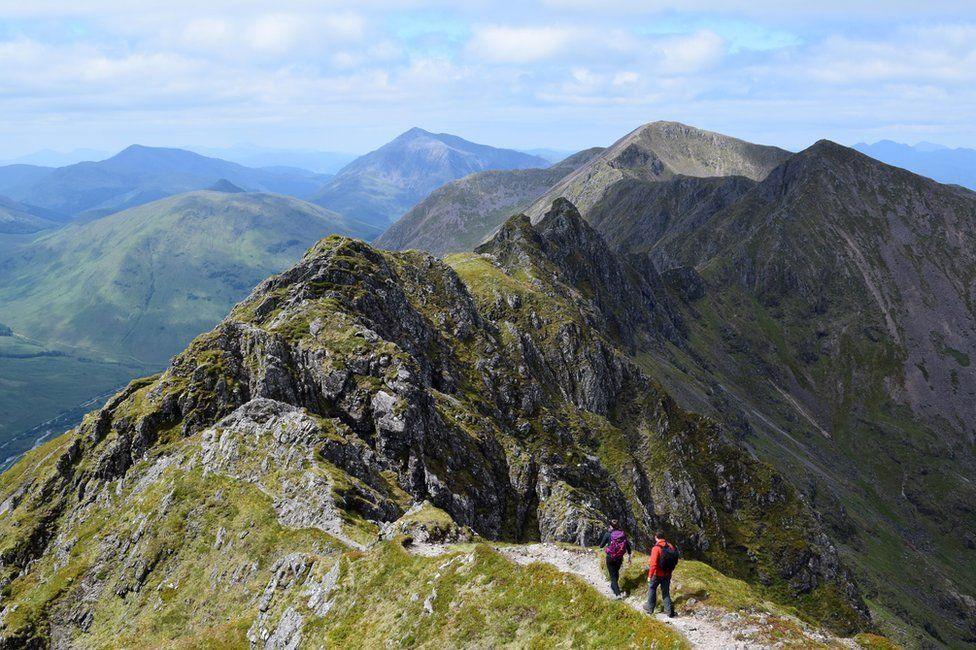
<box><xmin>207</xmin><ymin>178</ymin><xmax>246</xmax><ymax>193</ymax></box>
<box><xmin>398</xmin><ymin>127</ymin><xmax>435</xmax><ymax>139</ymax></box>
<box><xmin>312</xmin><ymin>131</ymin><xmax>549</xmax><ymax>226</ymax></box>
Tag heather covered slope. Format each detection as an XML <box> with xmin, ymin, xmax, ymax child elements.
<box><xmin>376</xmin><ymin>147</ymin><xmax>603</xmax><ymax>256</ymax></box>
<box><xmin>0</xmin><ymin>201</ymin><xmax>871</xmax><ymax>646</ymax></box>
<box><xmin>310</xmin><ymin>128</ymin><xmax>549</xmax><ymax>228</ymax></box>
<box><xmin>618</xmin><ymin>142</ymin><xmax>976</xmax><ymax>647</ymax></box>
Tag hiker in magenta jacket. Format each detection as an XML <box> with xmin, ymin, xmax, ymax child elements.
<box><xmin>598</xmin><ymin>519</ymin><xmax>632</xmax><ymax>599</ymax></box>
<box><xmin>645</xmin><ymin>532</ymin><xmax>678</xmax><ymax>616</ymax></box>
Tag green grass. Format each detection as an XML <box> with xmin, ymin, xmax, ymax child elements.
<box><xmin>321</xmin><ymin>543</ymin><xmax>685</xmax><ymax>649</ymax></box>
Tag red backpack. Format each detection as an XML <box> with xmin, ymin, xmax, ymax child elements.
<box><xmin>605</xmin><ymin>530</ymin><xmax>628</xmax><ymax>560</ymax></box>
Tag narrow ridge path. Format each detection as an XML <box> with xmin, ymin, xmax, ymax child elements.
<box><xmin>498</xmin><ymin>543</ymin><xmax>764</xmax><ymax>650</ymax></box>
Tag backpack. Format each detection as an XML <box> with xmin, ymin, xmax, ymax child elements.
<box><xmin>658</xmin><ymin>544</ymin><xmax>680</xmax><ymax>572</ymax></box>
<box><xmin>605</xmin><ymin>530</ymin><xmax>628</xmax><ymax>560</ymax></box>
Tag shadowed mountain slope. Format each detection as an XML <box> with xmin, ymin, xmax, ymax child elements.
<box><xmin>617</xmin><ymin>141</ymin><xmax>976</xmax><ymax>647</ymax></box>
<box><xmin>375</xmin><ymin>147</ymin><xmax>604</xmax><ymax>255</ymax></box>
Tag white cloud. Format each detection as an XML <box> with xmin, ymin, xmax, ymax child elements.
<box><xmin>613</xmin><ymin>71</ymin><xmax>639</xmax><ymax>85</ymax></box>
<box><xmin>467</xmin><ymin>26</ymin><xmax>577</xmax><ymax>63</ymax></box>
<box><xmin>1</xmin><ymin>3</ymin><xmax>976</xmax><ymax>154</ymax></box>
<box><xmin>655</xmin><ymin>30</ymin><xmax>725</xmax><ymax>74</ymax></box>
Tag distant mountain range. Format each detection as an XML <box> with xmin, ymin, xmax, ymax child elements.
<box><xmin>0</xmin><ymin>145</ymin><xmax>332</xmax><ymax>221</ymax></box>
<box><xmin>0</xmin><ymin>132</ymin><xmax>554</xmax><ymax>230</ymax></box>
<box><xmin>853</xmin><ymin>140</ymin><xmax>976</xmax><ymax>189</ymax></box>
<box><xmin>310</xmin><ymin>128</ymin><xmax>550</xmax><ymax>227</ymax></box>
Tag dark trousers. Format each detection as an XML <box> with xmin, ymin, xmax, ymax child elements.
<box><xmin>606</xmin><ymin>556</ymin><xmax>623</xmax><ymax>596</ymax></box>
<box><xmin>647</xmin><ymin>575</ymin><xmax>672</xmax><ymax>615</ymax></box>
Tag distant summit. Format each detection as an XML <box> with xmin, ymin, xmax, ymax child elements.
<box><xmin>207</xmin><ymin>178</ymin><xmax>246</xmax><ymax>193</ymax></box>
<box><xmin>310</xmin><ymin>128</ymin><xmax>549</xmax><ymax>227</ymax></box>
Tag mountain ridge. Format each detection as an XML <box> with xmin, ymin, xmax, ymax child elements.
<box><xmin>0</xmin><ymin>146</ymin><xmax>331</xmax><ymax>220</ymax></box>
<box><xmin>0</xmin><ymin>199</ymin><xmax>872</xmax><ymax>646</ymax></box>
<box><xmin>525</xmin><ymin>121</ymin><xmax>792</xmax><ymax>221</ymax></box>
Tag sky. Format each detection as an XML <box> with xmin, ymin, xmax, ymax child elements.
<box><xmin>1</xmin><ymin>1</ymin><xmax>975</xmax><ymax>157</ymax></box>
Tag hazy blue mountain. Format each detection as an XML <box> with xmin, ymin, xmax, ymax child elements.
<box><xmin>0</xmin><ymin>164</ymin><xmax>54</xmax><ymax>196</ymax></box>
<box><xmin>188</xmin><ymin>143</ymin><xmax>358</xmax><ymax>174</ymax></box>
<box><xmin>310</xmin><ymin>128</ymin><xmax>550</xmax><ymax>227</ymax></box>
<box><xmin>853</xmin><ymin>139</ymin><xmax>976</xmax><ymax>189</ymax></box>
<box><xmin>0</xmin><ymin>145</ymin><xmax>332</xmax><ymax>220</ymax></box>
<box><xmin>520</xmin><ymin>147</ymin><xmax>576</xmax><ymax>163</ymax></box>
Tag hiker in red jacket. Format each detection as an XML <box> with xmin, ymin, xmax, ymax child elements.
<box><xmin>598</xmin><ymin>519</ymin><xmax>632</xmax><ymax>599</ymax></box>
<box><xmin>645</xmin><ymin>531</ymin><xmax>679</xmax><ymax>617</ymax></box>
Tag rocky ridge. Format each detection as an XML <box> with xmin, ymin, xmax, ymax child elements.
<box><xmin>524</xmin><ymin>121</ymin><xmax>790</xmax><ymax>221</ymax></box>
<box><xmin>0</xmin><ymin>200</ymin><xmax>869</xmax><ymax>646</ymax></box>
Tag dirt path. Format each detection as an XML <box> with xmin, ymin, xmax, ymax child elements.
<box><xmin>498</xmin><ymin>543</ymin><xmax>767</xmax><ymax>650</ymax></box>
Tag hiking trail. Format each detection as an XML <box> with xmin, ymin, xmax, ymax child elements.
<box><xmin>498</xmin><ymin>543</ymin><xmax>750</xmax><ymax>649</ymax></box>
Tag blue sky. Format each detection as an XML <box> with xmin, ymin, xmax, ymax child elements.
<box><xmin>1</xmin><ymin>1</ymin><xmax>974</xmax><ymax>156</ymax></box>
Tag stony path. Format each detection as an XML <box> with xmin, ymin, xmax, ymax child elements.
<box><xmin>497</xmin><ymin>543</ymin><xmax>764</xmax><ymax>650</ymax></box>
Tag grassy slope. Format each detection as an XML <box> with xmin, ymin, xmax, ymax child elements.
<box><xmin>0</xmin><ymin>191</ymin><xmax>377</xmax><ymax>366</ymax></box>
